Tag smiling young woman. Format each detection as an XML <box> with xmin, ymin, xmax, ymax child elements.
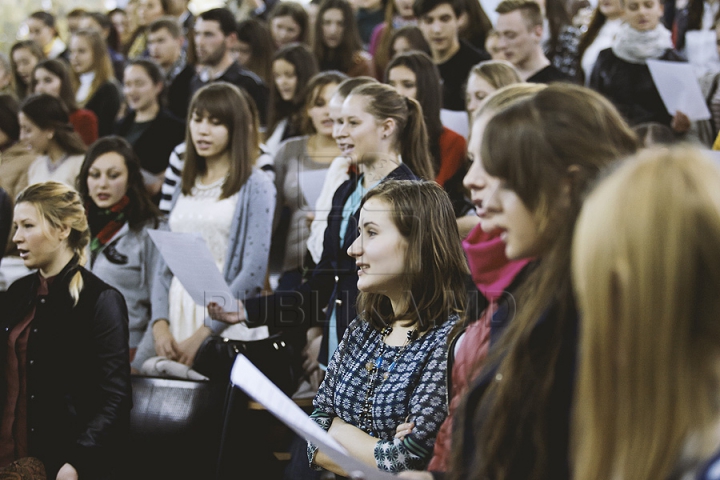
<box><xmin>308</xmin><ymin>180</ymin><xmax>468</xmax><ymax>474</ymax></box>
<box><xmin>114</xmin><ymin>59</ymin><xmax>185</xmax><ymax>196</ymax></box>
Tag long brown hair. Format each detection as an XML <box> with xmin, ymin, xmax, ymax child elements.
<box><xmin>572</xmin><ymin>147</ymin><xmax>720</xmax><ymax>480</ymax></box>
<box><xmin>182</xmin><ymin>83</ymin><xmax>255</xmax><ymax>199</ymax></box>
<box><xmin>450</xmin><ymin>84</ymin><xmax>638</xmax><ymax>480</ymax></box>
<box><xmin>313</xmin><ymin>0</ymin><xmax>364</xmax><ymax>74</ymax></box>
<box><xmin>70</xmin><ymin>29</ymin><xmax>115</xmax><ymax>107</ymax></box>
<box><xmin>349</xmin><ymin>82</ymin><xmax>435</xmax><ymax>180</ymax></box>
<box><xmin>10</xmin><ymin>40</ymin><xmax>45</xmax><ymax>100</ymax></box>
<box><xmin>267</xmin><ymin>43</ymin><xmax>319</xmax><ymax>139</ymax></box>
<box><xmin>31</xmin><ymin>59</ymin><xmax>80</xmax><ymax>113</ymax></box>
<box><xmin>356</xmin><ymin>180</ymin><xmax>468</xmax><ymax>332</ymax></box>
<box><xmin>77</xmin><ymin>136</ymin><xmax>161</xmax><ymax>230</ymax></box>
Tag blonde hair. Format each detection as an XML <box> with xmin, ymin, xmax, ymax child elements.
<box><xmin>474</xmin><ymin>82</ymin><xmax>546</xmax><ymax>121</ymax></box>
<box><xmin>469</xmin><ymin>60</ymin><xmax>522</xmax><ymax>93</ymax></box>
<box><xmin>572</xmin><ymin>146</ymin><xmax>720</xmax><ymax>480</ymax></box>
<box><xmin>16</xmin><ymin>182</ymin><xmax>90</xmax><ymax>306</ymax></box>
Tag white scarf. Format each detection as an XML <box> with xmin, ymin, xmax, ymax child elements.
<box><xmin>612</xmin><ymin>22</ymin><xmax>673</xmax><ymax>64</ymax></box>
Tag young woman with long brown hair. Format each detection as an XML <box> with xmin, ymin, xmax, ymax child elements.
<box><xmin>313</xmin><ymin>0</ymin><xmax>374</xmax><ymax>77</ymax></box>
<box><xmin>309</xmin><ymin>180</ymin><xmax>468</xmax><ymax>474</ymax></box>
<box><xmin>447</xmin><ymin>84</ymin><xmax>637</xmax><ymax>480</ymax></box>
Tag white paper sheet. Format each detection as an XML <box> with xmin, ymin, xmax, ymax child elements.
<box><xmin>148</xmin><ymin>229</ymin><xmax>237</xmax><ymax>312</ymax></box>
<box><xmin>230</xmin><ymin>355</ymin><xmax>397</xmax><ymax>480</ymax></box>
<box><xmin>646</xmin><ymin>60</ymin><xmax>711</xmax><ymax>121</ymax></box>
<box><xmin>298</xmin><ymin>167</ymin><xmax>329</xmax><ymax>213</ymax></box>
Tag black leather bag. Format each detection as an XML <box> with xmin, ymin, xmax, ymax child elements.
<box><xmin>192</xmin><ymin>334</ymin><xmax>297</xmax><ymax>395</ymax></box>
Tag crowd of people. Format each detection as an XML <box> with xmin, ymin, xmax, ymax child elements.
<box><xmin>0</xmin><ymin>0</ymin><xmax>720</xmax><ymax>478</ymax></box>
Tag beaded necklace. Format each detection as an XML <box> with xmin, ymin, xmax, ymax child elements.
<box><xmin>359</xmin><ymin>326</ymin><xmax>416</xmax><ymax>437</ymax></box>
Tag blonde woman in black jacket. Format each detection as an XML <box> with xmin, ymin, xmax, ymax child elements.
<box><xmin>0</xmin><ymin>182</ymin><xmax>131</xmax><ymax>480</ymax></box>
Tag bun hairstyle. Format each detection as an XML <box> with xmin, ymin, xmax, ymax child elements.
<box><xmin>16</xmin><ymin>181</ymin><xmax>90</xmax><ymax>305</ymax></box>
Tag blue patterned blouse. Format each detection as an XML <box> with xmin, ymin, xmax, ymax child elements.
<box><xmin>308</xmin><ymin>315</ymin><xmax>457</xmax><ymax>472</ymax></box>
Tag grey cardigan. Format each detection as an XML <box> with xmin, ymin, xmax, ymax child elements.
<box><xmin>151</xmin><ymin>168</ymin><xmax>276</xmax><ymax>335</ymax></box>
<box><xmin>88</xmin><ymin>219</ymin><xmax>164</xmax><ymax>371</ymax></box>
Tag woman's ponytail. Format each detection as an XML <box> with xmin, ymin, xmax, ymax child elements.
<box><xmin>401</xmin><ymin>97</ymin><xmax>434</xmax><ymax>181</ymax></box>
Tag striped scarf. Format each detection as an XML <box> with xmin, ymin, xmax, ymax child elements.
<box><xmin>88</xmin><ymin>195</ymin><xmax>130</xmax><ymax>255</ymax></box>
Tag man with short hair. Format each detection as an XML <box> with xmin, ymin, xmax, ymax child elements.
<box><xmin>495</xmin><ymin>0</ymin><xmax>569</xmax><ymax>83</ymax></box>
<box><xmin>414</xmin><ymin>0</ymin><xmax>490</xmax><ymax>111</ymax></box>
<box><xmin>148</xmin><ymin>17</ymin><xmax>195</xmax><ymax>119</ymax></box>
<box><xmin>189</xmin><ymin>8</ymin><xmax>268</xmax><ymax>124</ymax></box>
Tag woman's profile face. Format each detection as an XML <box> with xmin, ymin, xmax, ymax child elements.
<box><xmin>335</xmin><ymin>94</ymin><xmax>384</xmax><ymax>163</ymax></box>
<box><xmin>123</xmin><ymin>64</ymin><xmax>161</xmax><ymax>113</ymax></box>
<box><xmin>308</xmin><ymin>83</ymin><xmax>338</xmax><ymax>136</ymax></box>
<box><xmin>13</xmin><ymin>202</ymin><xmax>69</xmax><ymax>273</ymax></box>
<box><xmin>322</xmin><ymin>8</ymin><xmax>345</xmax><ymax>49</ymax></box>
<box><xmin>19</xmin><ymin>112</ymin><xmax>51</xmax><ymax>154</ymax></box>
<box><xmin>234</xmin><ymin>40</ymin><xmax>253</xmax><ymax>67</ymax></box>
<box><xmin>69</xmin><ymin>36</ymin><xmax>95</xmax><ymax>75</ymax></box>
<box><xmin>387</xmin><ymin>65</ymin><xmax>417</xmax><ymax>100</ymax></box>
<box><xmin>189</xmin><ymin>110</ymin><xmax>230</xmax><ymax>161</ymax></box>
<box><xmin>464</xmin><ymin>113</ymin><xmax>501</xmax><ymax>232</ymax></box>
<box><xmin>271</xmin><ymin>15</ymin><xmax>302</xmax><ymax>48</ymax></box>
<box><xmin>13</xmin><ymin>47</ymin><xmax>39</xmax><ymax>86</ymax></box>
<box><xmin>273</xmin><ymin>58</ymin><xmax>298</xmax><ymax>102</ymax></box>
<box><xmin>33</xmin><ymin>67</ymin><xmax>62</xmax><ymax>98</ymax></box>
<box><xmin>87</xmin><ymin>152</ymin><xmax>130</xmax><ymax>209</ymax></box>
<box><xmin>347</xmin><ymin>196</ymin><xmax>409</xmax><ymax>298</ymax></box>
<box><xmin>598</xmin><ymin>0</ymin><xmax>624</xmax><ymax>19</ymax></box>
<box><xmin>482</xmin><ymin>174</ymin><xmax>541</xmax><ymax>260</ymax></box>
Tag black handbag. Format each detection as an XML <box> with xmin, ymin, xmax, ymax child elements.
<box><xmin>192</xmin><ymin>333</ymin><xmax>297</xmax><ymax>395</ymax></box>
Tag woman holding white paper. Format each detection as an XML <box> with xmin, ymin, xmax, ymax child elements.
<box><xmin>589</xmin><ymin>0</ymin><xmax>690</xmax><ymax>132</ymax></box>
<box><xmin>150</xmin><ymin>83</ymin><xmax>276</xmax><ymax>367</ymax></box>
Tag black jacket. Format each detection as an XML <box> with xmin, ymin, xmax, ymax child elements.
<box><xmin>115</xmin><ymin>108</ymin><xmax>186</xmax><ymax>174</ymax></box>
<box><xmin>166</xmin><ymin>63</ymin><xmax>195</xmax><ymax>121</ymax></box>
<box><xmin>590</xmin><ymin>47</ymin><xmax>685</xmax><ymax>127</ymax></box>
<box><xmin>85</xmin><ymin>81</ymin><xmax>123</xmax><ymax>137</ymax></box>
<box><xmin>0</xmin><ymin>261</ymin><xmax>132</xmax><ymax>479</ymax></box>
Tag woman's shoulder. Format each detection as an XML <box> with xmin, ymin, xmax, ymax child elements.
<box><xmin>275</xmin><ymin>135</ymin><xmax>310</xmax><ymax>159</ymax></box>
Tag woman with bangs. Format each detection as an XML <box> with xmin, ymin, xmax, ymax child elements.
<box><xmin>445</xmin><ymin>84</ymin><xmax>637</xmax><ymax>480</ymax></box>
<box><xmin>308</xmin><ymin>180</ymin><xmax>468</xmax><ymax>474</ymax></box>
<box><xmin>150</xmin><ymin>83</ymin><xmax>276</xmax><ymax>368</ymax></box>
<box><xmin>69</xmin><ymin>29</ymin><xmax>122</xmax><ymax>137</ymax></box>
<box><xmin>313</xmin><ymin>0</ymin><xmax>374</xmax><ymax>77</ymax></box>
<box><xmin>270</xmin><ymin>71</ymin><xmax>345</xmax><ymax>291</ymax></box>
<box><xmin>572</xmin><ymin>147</ymin><xmax>720</xmax><ymax>480</ymax></box>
